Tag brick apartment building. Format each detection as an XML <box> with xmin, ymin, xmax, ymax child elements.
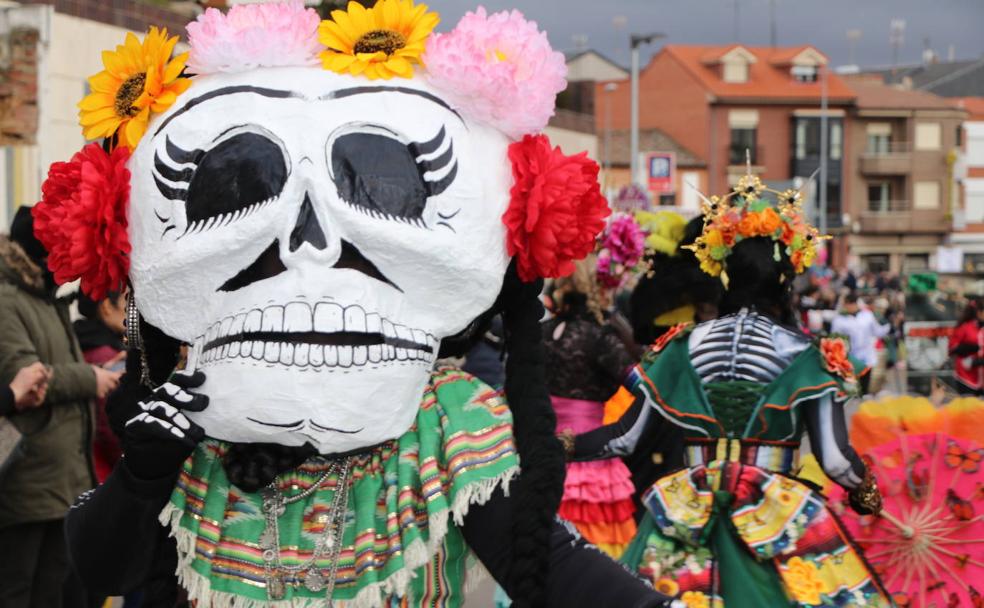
<box><xmin>953</xmin><ymin>97</ymin><xmax>984</xmax><ymax>272</ymax></box>
<box><xmin>841</xmin><ymin>79</ymin><xmax>965</xmax><ymax>274</ymax></box>
<box><xmin>596</xmin><ymin>44</ymin><xmax>855</xmax><ymax>232</ymax></box>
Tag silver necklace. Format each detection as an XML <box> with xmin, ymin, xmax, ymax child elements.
<box><xmin>260</xmin><ymin>456</ymin><xmax>353</xmax><ymax>604</ymax></box>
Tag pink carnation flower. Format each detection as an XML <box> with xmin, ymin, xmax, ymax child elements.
<box><xmin>187</xmin><ymin>0</ymin><xmax>322</xmax><ymax>75</ymax></box>
<box><xmin>602</xmin><ymin>214</ymin><xmax>646</xmax><ymax>267</ymax></box>
<box><xmin>424</xmin><ymin>8</ymin><xmax>567</xmax><ymax>139</ymax></box>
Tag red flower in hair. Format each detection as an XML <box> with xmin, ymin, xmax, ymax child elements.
<box><xmin>820</xmin><ymin>336</ymin><xmax>855</xmax><ymax>382</ymax></box>
<box><xmin>32</xmin><ymin>143</ymin><xmax>131</xmax><ymax>300</ymax></box>
<box><xmin>503</xmin><ymin>134</ymin><xmax>610</xmax><ymax>282</ymax></box>
<box><xmin>651</xmin><ymin>322</ymin><xmax>691</xmax><ymax>354</ymax></box>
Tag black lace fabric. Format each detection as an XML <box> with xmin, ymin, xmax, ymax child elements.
<box><xmin>541</xmin><ymin>314</ymin><xmax>634</xmax><ymax>402</ymax></box>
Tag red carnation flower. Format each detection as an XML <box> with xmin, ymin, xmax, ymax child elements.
<box><xmin>503</xmin><ymin>134</ymin><xmax>610</xmax><ymax>282</ymax></box>
<box><xmin>32</xmin><ymin>143</ymin><xmax>131</xmax><ymax>300</ymax></box>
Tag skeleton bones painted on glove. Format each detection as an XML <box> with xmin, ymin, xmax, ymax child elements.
<box><xmin>37</xmin><ymin>1</ymin><xmax>620</xmax><ymax>606</ymax></box>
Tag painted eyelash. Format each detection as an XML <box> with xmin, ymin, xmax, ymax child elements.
<box><xmin>411</xmin><ymin>127</ymin><xmax>457</xmax><ymax>198</ymax></box>
<box><xmin>344</xmin><ymin>204</ymin><xmax>429</xmax><ymax>228</ymax></box>
<box><xmin>153</xmin><ymin>137</ymin><xmax>203</xmax><ymax>202</ymax></box>
<box><xmin>180</xmin><ymin>195</ymin><xmax>276</xmax><ymax>238</ymax></box>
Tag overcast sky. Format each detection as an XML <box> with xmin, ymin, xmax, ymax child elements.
<box><xmin>424</xmin><ymin>0</ymin><xmax>984</xmax><ymax>70</ymax></box>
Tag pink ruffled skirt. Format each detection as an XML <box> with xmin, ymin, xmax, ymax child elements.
<box><xmin>553</xmin><ymin>396</ymin><xmax>636</xmax><ymax>556</ymax></box>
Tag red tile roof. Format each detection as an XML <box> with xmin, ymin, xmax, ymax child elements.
<box><xmin>952</xmin><ymin>97</ymin><xmax>984</xmax><ymax>119</ymax></box>
<box><xmin>659</xmin><ymin>45</ymin><xmax>855</xmax><ymax>102</ymax></box>
<box><xmin>849</xmin><ymin>80</ymin><xmax>964</xmax><ymax>111</ymax></box>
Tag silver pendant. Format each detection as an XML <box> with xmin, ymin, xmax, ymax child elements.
<box><xmin>259</xmin><ymin>527</ymin><xmax>276</xmax><ymax>549</ymax></box>
<box><xmin>267</xmin><ymin>574</ymin><xmax>286</xmax><ymax>600</ymax></box>
<box><xmin>304</xmin><ymin>569</ymin><xmax>326</xmax><ymax>592</ymax></box>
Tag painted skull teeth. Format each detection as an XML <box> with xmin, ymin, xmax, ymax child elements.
<box><xmin>194</xmin><ymin>302</ymin><xmax>438</xmax><ymax>369</ymax></box>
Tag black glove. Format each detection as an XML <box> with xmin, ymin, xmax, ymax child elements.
<box><xmin>122</xmin><ymin>371</ymin><xmax>209</xmax><ymax>481</ymax></box>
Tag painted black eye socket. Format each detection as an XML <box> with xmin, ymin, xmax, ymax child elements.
<box><xmin>330</xmin><ymin>128</ymin><xmax>457</xmax><ymax>224</ymax></box>
<box><xmin>155</xmin><ymin>132</ymin><xmax>288</xmax><ymax>235</ymax></box>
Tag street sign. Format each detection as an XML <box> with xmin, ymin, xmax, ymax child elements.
<box><xmin>645</xmin><ymin>152</ymin><xmax>675</xmax><ymax>194</ymax></box>
<box><xmin>613</xmin><ymin>184</ymin><xmax>651</xmax><ymax>212</ymax></box>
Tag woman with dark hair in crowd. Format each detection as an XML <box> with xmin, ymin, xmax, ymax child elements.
<box><xmin>564</xmin><ymin>178</ymin><xmax>892</xmax><ymax>607</ymax></box>
<box><xmin>74</xmin><ymin>290</ymin><xmax>127</xmax><ymax>483</ymax></box>
<box><xmin>949</xmin><ymin>298</ymin><xmax>984</xmax><ymax>395</ymax></box>
<box><xmin>543</xmin><ymin>257</ymin><xmax>637</xmax><ymax>556</ymax></box>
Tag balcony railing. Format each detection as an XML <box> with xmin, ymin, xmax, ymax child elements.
<box><xmin>866</xmin><ymin>199</ymin><xmax>909</xmax><ymax>213</ymax></box>
<box><xmin>864</xmin><ymin>142</ymin><xmax>911</xmax><ymax>155</ymax></box>
<box><xmin>860</xmin><ymin>143</ymin><xmax>911</xmax><ymax>174</ymax></box>
<box><xmin>860</xmin><ymin>200</ymin><xmax>950</xmax><ymax>234</ymax></box>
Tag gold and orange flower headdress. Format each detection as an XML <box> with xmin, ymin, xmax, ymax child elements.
<box><xmin>686</xmin><ymin>169</ymin><xmax>828</xmax><ymax>280</ymax></box>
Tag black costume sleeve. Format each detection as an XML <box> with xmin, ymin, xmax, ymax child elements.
<box><xmin>64</xmin><ymin>459</ymin><xmax>177</xmax><ymax>595</ymax></box>
<box><xmin>0</xmin><ymin>385</ymin><xmax>14</xmax><ymax>417</ymax></box>
<box><xmin>461</xmin><ymin>487</ymin><xmax>671</xmax><ymax>608</ymax></box>
<box><xmin>802</xmin><ymin>394</ymin><xmax>865</xmax><ymax>490</ymax></box>
<box><xmin>570</xmin><ymin>391</ymin><xmax>659</xmax><ymax>462</ymax></box>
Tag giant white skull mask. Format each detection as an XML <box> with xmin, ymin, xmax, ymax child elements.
<box><xmin>127</xmin><ymin>67</ymin><xmax>513</xmax><ymax>453</ymax></box>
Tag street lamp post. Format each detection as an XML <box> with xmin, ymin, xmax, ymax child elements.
<box><xmin>630</xmin><ymin>32</ymin><xmax>665</xmax><ymax>185</ymax></box>
<box><xmin>603</xmin><ymin>82</ymin><xmax>617</xmax><ymax>194</ymax></box>
<box><xmin>819</xmin><ymin>62</ymin><xmax>828</xmax><ymax>235</ymax></box>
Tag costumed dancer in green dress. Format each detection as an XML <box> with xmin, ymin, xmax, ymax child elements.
<box><xmin>563</xmin><ymin>174</ymin><xmax>894</xmax><ymax>608</ymax></box>
<box><xmin>40</xmin><ymin>2</ymin><xmax>679</xmax><ymax>606</ymax></box>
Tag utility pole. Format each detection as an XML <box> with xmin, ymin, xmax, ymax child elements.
<box><xmin>629</xmin><ymin>32</ymin><xmax>665</xmax><ymax>185</ymax></box>
<box><xmin>819</xmin><ymin>62</ymin><xmax>828</xmax><ymax>235</ymax></box>
<box><xmin>890</xmin><ymin>19</ymin><xmax>905</xmax><ymax>75</ymax></box>
<box><xmin>603</xmin><ymin>82</ymin><xmax>617</xmax><ymax>193</ymax></box>
<box><xmin>846</xmin><ymin>29</ymin><xmax>862</xmax><ymax>67</ymax></box>
<box><xmin>769</xmin><ymin>0</ymin><xmax>777</xmax><ymax>48</ymax></box>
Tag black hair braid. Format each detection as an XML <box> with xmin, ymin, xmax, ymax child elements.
<box><xmin>497</xmin><ymin>263</ymin><xmax>566</xmax><ymax>608</ymax></box>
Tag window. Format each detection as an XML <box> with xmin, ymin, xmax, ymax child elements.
<box><xmin>791</xmin><ymin>65</ymin><xmax>817</xmax><ymax>82</ymax></box>
<box><xmin>862</xmin><ymin>254</ymin><xmax>890</xmax><ymax>273</ymax></box>
<box><xmin>957</xmin><ymin>125</ymin><xmax>963</xmax><ymax>147</ymax></box>
<box><xmin>904</xmin><ymin>254</ymin><xmax>929</xmax><ymax>273</ymax></box>
<box><xmin>915</xmin><ymin>123</ymin><xmax>942</xmax><ymax>151</ymax></box>
<box><xmin>723</xmin><ymin>60</ymin><xmax>748</xmax><ymax>83</ymax></box>
<box><xmin>730</xmin><ymin>128</ymin><xmax>757</xmax><ymax>164</ymax></box>
<box><xmin>968</xmin><ymin>134</ymin><xmax>984</xmax><ymax>166</ymax></box>
<box><xmin>794</xmin><ymin>118</ymin><xmax>842</xmax><ymax>160</ymax></box>
<box><xmin>658</xmin><ymin>193</ymin><xmax>676</xmax><ymax>206</ymax></box>
<box><xmin>866</xmin><ymin>123</ymin><xmax>892</xmax><ymax>154</ymax></box>
<box><xmin>867</xmin><ymin>182</ymin><xmax>890</xmax><ymax>212</ymax></box>
<box><xmin>914</xmin><ymin>181</ymin><xmax>940</xmax><ymax>209</ymax></box>
<box><xmin>830</xmin><ymin>122</ymin><xmax>842</xmax><ymax>160</ymax></box>
<box><xmin>967</xmin><ymin>191</ymin><xmax>984</xmax><ymax>223</ymax></box>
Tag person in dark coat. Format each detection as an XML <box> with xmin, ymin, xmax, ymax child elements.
<box><xmin>0</xmin><ymin>207</ymin><xmax>120</xmax><ymax>608</ymax></box>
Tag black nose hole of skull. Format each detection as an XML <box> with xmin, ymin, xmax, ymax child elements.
<box><xmin>331</xmin><ymin>132</ymin><xmax>429</xmax><ymax>221</ymax></box>
<box><xmin>218</xmin><ymin>240</ymin><xmax>287</xmax><ymax>292</ymax></box>
<box><xmin>184</xmin><ymin>131</ymin><xmax>288</xmax><ymax>225</ymax></box>
<box><xmin>218</xmin><ymin>237</ymin><xmax>401</xmax><ymax>293</ymax></box>
<box><xmin>289</xmin><ymin>194</ymin><xmax>327</xmax><ymax>252</ymax></box>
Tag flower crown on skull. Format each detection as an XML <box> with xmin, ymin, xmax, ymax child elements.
<box><xmin>34</xmin><ymin>0</ymin><xmax>608</xmax><ymax>299</ymax></box>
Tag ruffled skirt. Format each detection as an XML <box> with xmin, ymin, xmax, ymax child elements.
<box><xmin>553</xmin><ymin>395</ymin><xmax>636</xmax><ymax>557</ymax></box>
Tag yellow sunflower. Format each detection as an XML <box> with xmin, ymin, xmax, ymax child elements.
<box><xmin>78</xmin><ymin>27</ymin><xmax>191</xmax><ymax>150</ymax></box>
<box><xmin>319</xmin><ymin>0</ymin><xmax>439</xmax><ymax>80</ymax></box>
